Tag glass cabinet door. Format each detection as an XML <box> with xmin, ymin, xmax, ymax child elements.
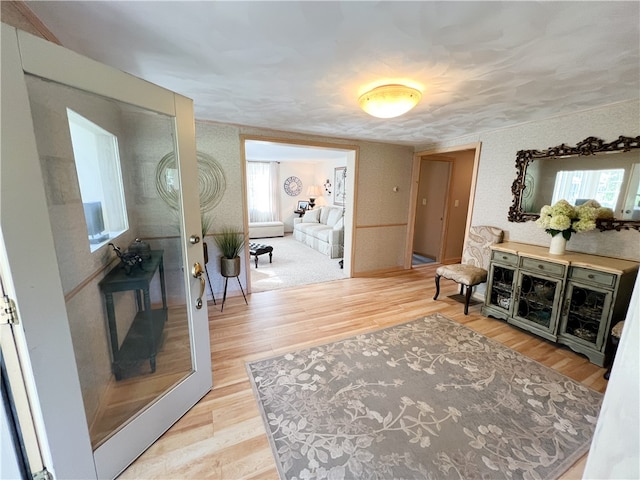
<box><xmin>513</xmin><ymin>272</ymin><xmax>562</xmax><ymax>336</ymax></box>
<box><xmin>559</xmin><ymin>283</ymin><xmax>612</xmax><ymax>350</ymax></box>
<box><xmin>487</xmin><ymin>264</ymin><xmax>516</xmax><ymax>313</ymax></box>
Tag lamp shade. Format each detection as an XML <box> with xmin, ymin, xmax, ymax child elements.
<box><xmin>307</xmin><ymin>185</ymin><xmax>322</xmax><ymax>197</ymax></box>
<box><xmin>358</xmin><ymin>84</ymin><xmax>422</xmax><ymax>119</ymax></box>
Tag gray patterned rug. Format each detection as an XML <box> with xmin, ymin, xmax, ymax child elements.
<box><xmin>246</xmin><ymin>314</ymin><xmax>603</xmax><ymax>480</ymax></box>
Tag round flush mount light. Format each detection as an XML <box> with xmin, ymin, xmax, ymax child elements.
<box><xmin>358</xmin><ymin>84</ymin><xmax>422</xmax><ymax>119</ymax></box>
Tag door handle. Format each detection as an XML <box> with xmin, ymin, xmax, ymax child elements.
<box><xmin>192</xmin><ymin>262</ymin><xmax>205</xmax><ymax>309</ymax></box>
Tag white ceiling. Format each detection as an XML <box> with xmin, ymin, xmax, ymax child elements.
<box><xmin>24</xmin><ymin>1</ymin><xmax>640</xmax><ymax>148</ymax></box>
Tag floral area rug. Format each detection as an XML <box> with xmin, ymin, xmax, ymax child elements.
<box><xmin>246</xmin><ymin>314</ymin><xmax>602</xmax><ymax>480</ymax></box>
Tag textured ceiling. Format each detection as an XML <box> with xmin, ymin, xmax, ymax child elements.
<box><xmin>24</xmin><ymin>1</ymin><xmax>640</xmax><ymax>146</ymax></box>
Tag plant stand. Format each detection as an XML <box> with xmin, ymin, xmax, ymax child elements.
<box><xmin>203</xmin><ymin>242</ymin><xmax>216</xmax><ymax>305</ymax></box>
<box><xmin>220</xmin><ymin>256</ymin><xmax>247</xmax><ymax>312</ymax></box>
<box><xmin>221</xmin><ymin>275</ymin><xmax>247</xmax><ymax>312</ymax></box>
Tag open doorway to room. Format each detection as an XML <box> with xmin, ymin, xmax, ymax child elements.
<box><xmin>409</xmin><ymin>144</ymin><xmax>480</xmax><ymax>267</ymax></box>
<box><xmin>242</xmin><ymin>137</ymin><xmax>356</xmax><ymax>293</ymax></box>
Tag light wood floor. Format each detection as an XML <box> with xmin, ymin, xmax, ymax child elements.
<box><xmin>89</xmin><ymin>306</ymin><xmax>192</xmax><ymax>447</ymax></box>
<box><xmin>119</xmin><ymin>266</ymin><xmax>607</xmax><ymax>479</ymax></box>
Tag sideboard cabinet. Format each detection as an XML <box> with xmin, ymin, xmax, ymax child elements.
<box><xmin>482</xmin><ymin>242</ymin><xmax>638</xmax><ymax>366</ymax></box>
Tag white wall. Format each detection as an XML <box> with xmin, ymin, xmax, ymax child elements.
<box><xmin>279</xmin><ymin>161</ymin><xmax>316</xmax><ymax>232</ymax></box>
<box><xmin>415</xmin><ymin>100</ymin><xmax>640</xmax><ymax>262</ymax></box>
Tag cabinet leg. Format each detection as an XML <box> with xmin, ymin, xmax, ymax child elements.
<box><xmin>604</xmin><ymin>337</ymin><xmax>620</xmax><ymax>380</ymax></box>
<box><xmin>113</xmin><ymin>363</ymin><xmax>123</xmax><ymax>381</ymax></box>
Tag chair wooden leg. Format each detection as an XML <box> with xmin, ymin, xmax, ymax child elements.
<box><xmin>464</xmin><ymin>285</ymin><xmax>472</xmax><ymax>315</ymax></box>
<box><xmin>460</xmin><ymin>284</ymin><xmax>464</xmax><ymax>295</ymax></box>
<box><xmin>433</xmin><ymin>274</ymin><xmax>441</xmax><ymax>300</ymax></box>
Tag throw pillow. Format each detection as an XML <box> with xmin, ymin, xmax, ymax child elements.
<box><xmin>302</xmin><ymin>209</ymin><xmax>321</xmax><ymax>223</ymax></box>
<box><xmin>332</xmin><ymin>217</ymin><xmax>344</xmax><ymax>231</ymax></box>
<box><xmin>326</xmin><ymin>208</ymin><xmax>343</xmax><ymax>227</ymax></box>
<box><xmin>319</xmin><ymin>207</ymin><xmax>331</xmax><ymax>225</ymax></box>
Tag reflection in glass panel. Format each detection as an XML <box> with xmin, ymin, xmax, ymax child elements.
<box><xmin>517</xmin><ymin>274</ymin><xmax>557</xmax><ymax>329</ymax></box>
<box><xmin>489</xmin><ymin>265</ymin><xmax>514</xmax><ymax>311</ymax></box>
<box><xmin>566</xmin><ymin>287</ymin><xmax>606</xmax><ymax>345</ymax></box>
<box><xmin>67</xmin><ymin>108</ymin><xmax>129</xmax><ymax>251</ymax></box>
<box><xmin>24</xmin><ymin>75</ymin><xmax>193</xmax><ymax>448</ymax></box>
<box><xmin>622</xmin><ymin>163</ymin><xmax>640</xmax><ymax>220</ymax></box>
<box><xmin>551</xmin><ymin>169</ymin><xmax>624</xmax><ymax>210</ymax></box>
<box><xmin>523</xmin><ymin>150</ymin><xmax>640</xmax><ymax>216</ymax></box>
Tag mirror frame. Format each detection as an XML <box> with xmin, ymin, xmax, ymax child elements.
<box><xmin>508</xmin><ymin>135</ymin><xmax>640</xmax><ymax>232</ymax></box>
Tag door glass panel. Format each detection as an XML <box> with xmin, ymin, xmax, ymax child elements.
<box><xmin>24</xmin><ymin>74</ymin><xmax>193</xmax><ymax>449</ymax></box>
<box><xmin>517</xmin><ymin>274</ymin><xmax>557</xmax><ymax>329</ymax></box>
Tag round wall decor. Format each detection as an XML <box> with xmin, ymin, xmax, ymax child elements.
<box><xmin>284</xmin><ymin>176</ymin><xmax>303</xmax><ymax>196</ymax></box>
<box><xmin>156</xmin><ymin>150</ymin><xmax>226</xmax><ymax>211</ymax></box>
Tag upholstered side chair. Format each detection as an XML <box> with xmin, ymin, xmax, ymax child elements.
<box><xmin>433</xmin><ymin>226</ymin><xmax>504</xmax><ymax>315</ymax></box>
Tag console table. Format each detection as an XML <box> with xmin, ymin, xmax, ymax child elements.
<box><xmin>482</xmin><ymin>242</ymin><xmax>638</xmax><ymax>366</ymax></box>
<box><xmin>99</xmin><ymin>250</ymin><xmax>167</xmax><ymax>380</ymax></box>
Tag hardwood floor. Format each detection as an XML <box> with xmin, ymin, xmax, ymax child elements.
<box><xmin>119</xmin><ymin>266</ymin><xmax>607</xmax><ymax>479</ymax></box>
<box><xmin>89</xmin><ymin>306</ymin><xmax>192</xmax><ymax>447</ymax></box>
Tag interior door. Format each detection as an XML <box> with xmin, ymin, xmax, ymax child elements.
<box><xmin>1</xmin><ymin>26</ymin><xmax>211</xmax><ymax>479</ymax></box>
<box><xmin>413</xmin><ymin>160</ymin><xmax>451</xmax><ymax>261</ymax></box>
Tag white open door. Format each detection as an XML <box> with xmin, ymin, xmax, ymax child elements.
<box><xmin>1</xmin><ymin>25</ymin><xmax>212</xmax><ymax>479</ymax></box>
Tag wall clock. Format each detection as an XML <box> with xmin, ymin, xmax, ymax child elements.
<box><xmin>284</xmin><ymin>176</ymin><xmax>303</xmax><ymax>196</ymax></box>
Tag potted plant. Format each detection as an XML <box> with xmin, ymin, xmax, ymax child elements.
<box><xmin>213</xmin><ymin>226</ymin><xmax>245</xmax><ymax>277</ymax></box>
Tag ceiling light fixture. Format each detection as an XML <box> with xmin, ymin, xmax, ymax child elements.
<box><xmin>358</xmin><ymin>84</ymin><xmax>422</xmax><ymax>119</ymax></box>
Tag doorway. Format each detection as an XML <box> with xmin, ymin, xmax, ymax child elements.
<box><xmin>413</xmin><ymin>160</ymin><xmax>451</xmax><ymax>264</ymax></box>
<box><xmin>242</xmin><ymin>138</ymin><xmax>356</xmax><ymax>292</ymax></box>
<box><xmin>409</xmin><ymin>144</ymin><xmax>480</xmax><ymax>267</ymax></box>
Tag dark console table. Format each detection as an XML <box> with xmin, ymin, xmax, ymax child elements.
<box><xmin>99</xmin><ymin>250</ymin><xmax>167</xmax><ymax>380</ymax></box>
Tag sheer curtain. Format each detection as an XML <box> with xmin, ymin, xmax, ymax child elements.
<box><xmin>247</xmin><ymin>161</ymin><xmax>280</xmax><ymax>222</ymax></box>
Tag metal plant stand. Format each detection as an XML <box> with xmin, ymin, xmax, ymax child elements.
<box><xmin>221</xmin><ymin>275</ymin><xmax>247</xmax><ymax>312</ymax></box>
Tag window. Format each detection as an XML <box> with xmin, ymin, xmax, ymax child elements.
<box><xmin>551</xmin><ymin>169</ymin><xmax>625</xmax><ymax>210</ymax></box>
<box><xmin>246</xmin><ymin>161</ymin><xmax>280</xmax><ymax>222</ymax></box>
<box><xmin>67</xmin><ymin>109</ymin><xmax>128</xmax><ymax>251</ymax></box>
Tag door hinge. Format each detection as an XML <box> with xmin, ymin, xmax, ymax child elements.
<box><xmin>32</xmin><ymin>468</ymin><xmax>53</xmax><ymax>480</ymax></box>
<box><xmin>1</xmin><ymin>295</ymin><xmax>18</xmax><ymax>325</ymax></box>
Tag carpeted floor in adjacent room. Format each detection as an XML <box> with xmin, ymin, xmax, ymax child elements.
<box><xmin>250</xmin><ymin>234</ymin><xmax>348</xmax><ymax>292</ymax></box>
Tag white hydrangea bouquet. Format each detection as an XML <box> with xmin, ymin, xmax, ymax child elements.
<box><xmin>536</xmin><ymin>199</ymin><xmax>614</xmax><ymax>240</ymax></box>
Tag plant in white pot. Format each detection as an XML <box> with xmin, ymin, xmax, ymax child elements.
<box><xmin>213</xmin><ymin>226</ymin><xmax>245</xmax><ymax>278</ymax></box>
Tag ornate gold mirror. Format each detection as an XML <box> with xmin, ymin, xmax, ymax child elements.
<box><xmin>508</xmin><ymin>136</ymin><xmax>640</xmax><ymax>231</ymax></box>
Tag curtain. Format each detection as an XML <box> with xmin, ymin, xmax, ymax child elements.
<box><xmin>247</xmin><ymin>161</ymin><xmax>280</xmax><ymax>222</ymax></box>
